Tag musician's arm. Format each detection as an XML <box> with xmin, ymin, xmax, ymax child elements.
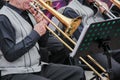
<box><xmin>0</xmin><ymin>15</ymin><xmax>40</xmax><ymax>62</ymax></box>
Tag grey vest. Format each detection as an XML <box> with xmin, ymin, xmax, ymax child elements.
<box><xmin>0</xmin><ymin>6</ymin><xmax>41</xmax><ymax>76</ymax></box>
<box><xmin>58</xmin><ymin>0</ymin><xmax>105</xmax><ymax>27</ymax></box>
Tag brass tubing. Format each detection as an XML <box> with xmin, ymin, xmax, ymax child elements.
<box><xmin>30</xmin><ymin>1</ymin><xmax>76</xmax><ymax>45</ymax></box>
<box><xmin>79</xmin><ymin>57</ymin><xmax>109</xmax><ymax>80</ymax></box>
<box><xmin>87</xmin><ymin>55</ymin><xmax>109</xmax><ymax>79</ymax></box>
<box><xmin>30</xmin><ymin>1</ymin><xmax>109</xmax><ymax>79</ymax></box>
<box><xmin>79</xmin><ymin>57</ymin><xmax>104</xmax><ymax>79</ymax></box>
<box><xmin>37</xmin><ymin>0</ymin><xmax>82</xmax><ymax>36</ymax></box>
<box><xmin>46</xmin><ymin>25</ymin><xmax>73</xmax><ymax>51</ymax></box>
<box><xmin>87</xmin><ymin>55</ymin><xmax>106</xmax><ymax>72</ymax></box>
<box><xmin>30</xmin><ymin>3</ymin><xmax>74</xmax><ymax>51</ymax></box>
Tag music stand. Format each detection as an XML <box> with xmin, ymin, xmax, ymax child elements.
<box><xmin>71</xmin><ymin>18</ymin><xmax>120</xmax><ymax>79</ymax></box>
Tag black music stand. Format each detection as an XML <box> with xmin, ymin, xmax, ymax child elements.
<box><xmin>71</xmin><ymin>18</ymin><xmax>120</xmax><ymax>79</ymax></box>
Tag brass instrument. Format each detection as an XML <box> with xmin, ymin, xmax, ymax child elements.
<box><xmin>30</xmin><ymin>0</ymin><xmax>81</xmax><ymax>37</ymax></box>
<box><xmin>30</xmin><ymin>0</ymin><xmax>81</xmax><ymax>51</ymax></box>
<box><xmin>30</xmin><ymin>0</ymin><xmax>109</xmax><ymax>80</ymax></box>
<box><xmin>35</xmin><ymin>0</ymin><xmax>52</xmax><ymax>10</ymax></box>
<box><xmin>111</xmin><ymin>0</ymin><xmax>120</xmax><ymax>9</ymax></box>
<box><xmin>93</xmin><ymin>0</ymin><xmax>117</xmax><ymax>19</ymax></box>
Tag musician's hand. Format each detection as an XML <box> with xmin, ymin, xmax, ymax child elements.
<box><xmin>87</xmin><ymin>0</ymin><xmax>109</xmax><ymax>13</ymax></box>
<box><xmin>29</xmin><ymin>7</ymin><xmax>43</xmax><ymax>23</ymax></box>
<box><xmin>98</xmin><ymin>1</ymin><xmax>109</xmax><ymax>13</ymax></box>
<box><xmin>34</xmin><ymin>20</ymin><xmax>47</xmax><ymax>36</ymax></box>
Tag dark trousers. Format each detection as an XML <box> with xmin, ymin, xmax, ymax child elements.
<box><xmin>112</xmin><ymin>51</ymin><xmax>120</xmax><ymax>63</ymax></box>
<box><xmin>1</xmin><ymin>63</ymin><xmax>85</xmax><ymax>80</ymax></box>
<box><xmin>86</xmin><ymin>53</ymin><xmax>120</xmax><ymax>80</ymax></box>
<box><xmin>47</xmin><ymin>35</ymin><xmax>71</xmax><ymax>64</ymax></box>
<box><xmin>38</xmin><ymin>34</ymin><xmax>71</xmax><ymax>64</ymax></box>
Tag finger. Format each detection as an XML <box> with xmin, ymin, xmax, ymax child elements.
<box><xmin>29</xmin><ymin>7</ymin><xmax>35</xmax><ymax>14</ymax></box>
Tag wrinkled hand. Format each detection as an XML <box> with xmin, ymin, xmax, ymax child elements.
<box><xmin>29</xmin><ymin>7</ymin><xmax>49</xmax><ymax>24</ymax></box>
<box><xmin>29</xmin><ymin>7</ymin><xmax>44</xmax><ymax>23</ymax></box>
<box><xmin>34</xmin><ymin>20</ymin><xmax>47</xmax><ymax>36</ymax></box>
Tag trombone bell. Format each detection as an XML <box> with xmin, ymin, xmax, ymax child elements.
<box><xmin>65</xmin><ymin>16</ymin><xmax>82</xmax><ymax>36</ymax></box>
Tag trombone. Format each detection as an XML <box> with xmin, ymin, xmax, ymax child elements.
<box><xmin>30</xmin><ymin>0</ymin><xmax>81</xmax><ymax>51</ymax></box>
<box><xmin>93</xmin><ymin>0</ymin><xmax>117</xmax><ymax>19</ymax></box>
<box><xmin>30</xmin><ymin>0</ymin><xmax>109</xmax><ymax>80</ymax></box>
<box><xmin>30</xmin><ymin>0</ymin><xmax>81</xmax><ymax>37</ymax></box>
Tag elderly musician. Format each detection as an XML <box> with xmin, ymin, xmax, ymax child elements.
<box><xmin>0</xmin><ymin>0</ymin><xmax>86</xmax><ymax>80</ymax></box>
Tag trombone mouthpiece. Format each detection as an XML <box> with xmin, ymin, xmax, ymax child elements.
<box><xmin>29</xmin><ymin>2</ymin><xmax>37</xmax><ymax>9</ymax></box>
<box><xmin>29</xmin><ymin>2</ymin><xmax>33</xmax><ymax>6</ymax></box>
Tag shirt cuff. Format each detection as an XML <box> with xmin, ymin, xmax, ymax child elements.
<box><xmin>29</xmin><ymin>30</ymin><xmax>41</xmax><ymax>42</ymax></box>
